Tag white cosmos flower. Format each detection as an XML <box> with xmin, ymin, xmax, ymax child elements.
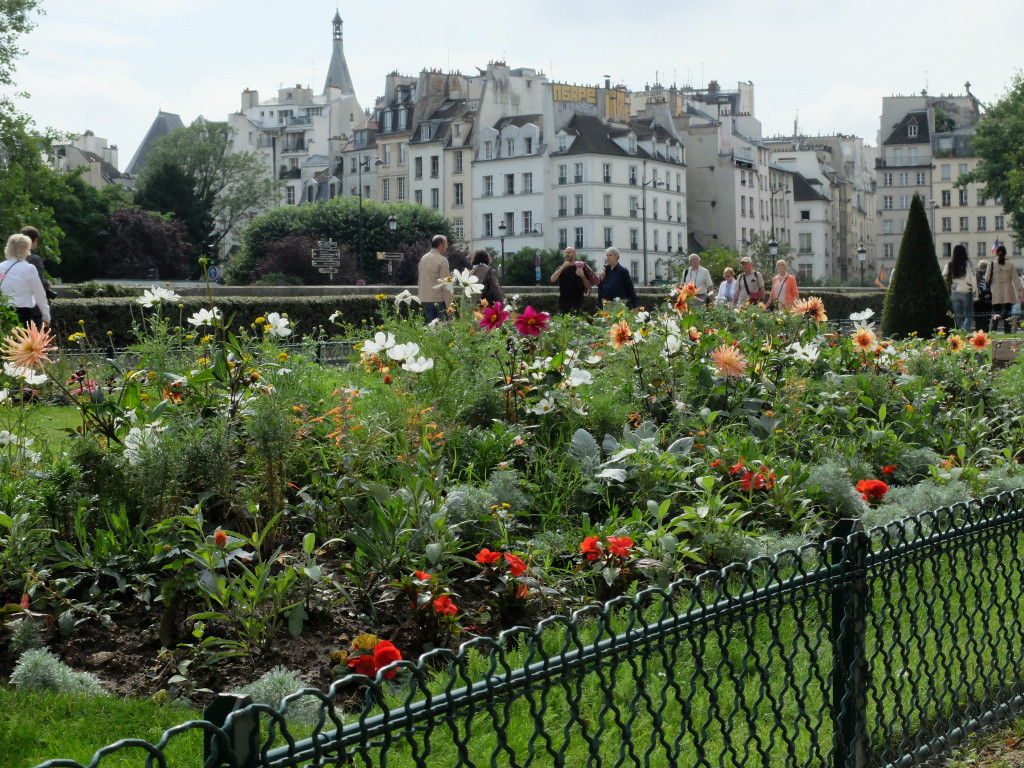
<box><xmin>849</xmin><ymin>308</ymin><xmax>875</xmax><ymax>323</ymax></box>
<box><xmin>402</xmin><ymin>356</ymin><xmax>435</xmax><ymax>373</ymax></box>
<box><xmin>123</xmin><ymin>424</ymin><xmax>164</xmax><ymax>466</ymax></box>
<box><xmin>584</xmin><ymin>354</ymin><xmax>603</xmax><ymax>365</ymax></box>
<box><xmin>363</xmin><ymin>332</ymin><xmax>397</xmax><ymax>355</ymax></box>
<box><xmin>394</xmin><ymin>290</ymin><xmax>420</xmax><ymax>306</ymax></box>
<box><xmin>388</xmin><ymin>342</ymin><xmax>421</xmax><ymax>362</ymax></box>
<box><xmin>662</xmin><ymin>317</ymin><xmax>681</xmax><ymax>336</ymax></box>
<box><xmin>264</xmin><ymin>312</ymin><xmax>291</xmax><ymax>337</ymax></box>
<box><xmin>450</xmin><ymin>268</ymin><xmax>484</xmax><ymax>298</ymax></box>
<box><xmin>663</xmin><ymin>334</ymin><xmax>682</xmax><ymax>357</ymax></box>
<box><xmin>137</xmin><ymin>286</ymin><xmax>181</xmax><ymax>307</ymax></box>
<box><xmin>329</xmin><ymin>311</ymin><xmax>341</xmax><ymax>323</ymax></box>
<box><xmin>636</xmin><ymin>311</ymin><xmax>651</xmax><ymax>323</ymax></box>
<box><xmin>566</xmin><ymin>367</ymin><xmax>593</xmax><ymax>387</ymax></box>
<box><xmin>527</xmin><ymin>396</ymin><xmax>556</xmax><ymax>415</ymax></box>
<box><xmin>188</xmin><ymin>307</ymin><xmax>222</xmax><ymax>327</ymax></box>
<box><xmin>3</xmin><ymin>363</ymin><xmax>47</xmax><ymax>385</ymax></box>
<box><xmin>0</xmin><ymin>389</ymin><xmax>7</xmax><ymax>402</ymax></box>
<box><xmin>786</xmin><ymin>341</ymin><xmax>819</xmax><ymax>362</ymax></box>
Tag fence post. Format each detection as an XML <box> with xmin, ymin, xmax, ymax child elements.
<box><xmin>831</xmin><ymin>518</ymin><xmax>868</xmax><ymax>768</ymax></box>
<box><xmin>204</xmin><ymin>692</ymin><xmax>259</xmax><ymax>768</ymax></box>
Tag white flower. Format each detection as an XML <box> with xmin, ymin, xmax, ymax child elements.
<box><xmin>329</xmin><ymin>311</ymin><xmax>341</xmax><ymax>323</ymax></box>
<box><xmin>188</xmin><ymin>307</ymin><xmax>222</xmax><ymax>327</ymax></box>
<box><xmin>663</xmin><ymin>334</ymin><xmax>682</xmax><ymax>357</ymax></box>
<box><xmin>388</xmin><ymin>342</ymin><xmax>421</xmax><ymax>362</ymax></box>
<box><xmin>528</xmin><ymin>356</ymin><xmax>553</xmax><ymax>371</ymax></box>
<box><xmin>0</xmin><ymin>389</ymin><xmax>7</xmax><ymax>403</ymax></box>
<box><xmin>450</xmin><ymin>268</ymin><xmax>485</xmax><ymax>298</ymax></box>
<box><xmin>123</xmin><ymin>425</ymin><xmax>164</xmax><ymax>466</ymax></box>
<box><xmin>584</xmin><ymin>354</ymin><xmax>603</xmax><ymax>365</ymax></box>
<box><xmin>394</xmin><ymin>290</ymin><xmax>420</xmax><ymax>307</ymax></box>
<box><xmin>565</xmin><ymin>368</ymin><xmax>593</xmax><ymax>387</ymax></box>
<box><xmin>3</xmin><ymin>363</ymin><xmax>47</xmax><ymax>385</ymax></box>
<box><xmin>849</xmin><ymin>308</ymin><xmax>875</xmax><ymax>323</ymax></box>
<box><xmin>527</xmin><ymin>396</ymin><xmax>556</xmax><ymax>415</ymax></box>
<box><xmin>264</xmin><ymin>312</ymin><xmax>291</xmax><ymax>337</ymax></box>
<box><xmin>786</xmin><ymin>341</ymin><xmax>819</xmax><ymax>362</ymax></box>
<box><xmin>362</xmin><ymin>332</ymin><xmax>397</xmax><ymax>355</ymax></box>
<box><xmin>137</xmin><ymin>286</ymin><xmax>181</xmax><ymax>307</ymax></box>
<box><xmin>402</xmin><ymin>356</ymin><xmax>435</xmax><ymax>373</ymax></box>
<box><xmin>635</xmin><ymin>311</ymin><xmax>651</xmax><ymax>323</ymax></box>
<box><xmin>662</xmin><ymin>317</ymin><xmax>681</xmax><ymax>336</ymax></box>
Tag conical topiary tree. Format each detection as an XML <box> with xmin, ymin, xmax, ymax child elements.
<box><xmin>881</xmin><ymin>193</ymin><xmax>952</xmax><ymax>338</ymax></box>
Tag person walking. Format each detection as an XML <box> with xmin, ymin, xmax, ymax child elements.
<box><xmin>733</xmin><ymin>256</ymin><xmax>766</xmax><ymax>306</ymax></box>
<box><xmin>988</xmin><ymin>245</ymin><xmax>1022</xmax><ymax>334</ymax></box>
<box><xmin>715</xmin><ymin>267</ymin><xmax>739</xmax><ymax>306</ymax></box>
<box><xmin>942</xmin><ymin>244</ymin><xmax>978</xmax><ymax>332</ymax></box>
<box><xmin>597</xmin><ymin>247</ymin><xmax>638</xmax><ymax>308</ymax></box>
<box><xmin>769</xmin><ymin>260</ymin><xmax>799</xmax><ymax>309</ymax></box>
<box><xmin>417</xmin><ymin>235</ymin><xmax>453</xmax><ymax>323</ymax></box>
<box><xmin>469</xmin><ymin>249</ymin><xmax>504</xmax><ymax>304</ymax></box>
<box><xmin>1</xmin><ymin>234</ymin><xmax>51</xmax><ymax>328</ymax></box>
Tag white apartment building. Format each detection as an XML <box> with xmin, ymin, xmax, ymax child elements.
<box><xmin>52</xmin><ymin>130</ymin><xmax>124</xmax><ymax>189</ymax></box>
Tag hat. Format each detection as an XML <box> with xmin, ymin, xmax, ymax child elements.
<box><xmin>739</xmin><ymin>256</ymin><xmax>752</xmax><ymax>264</ymax></box>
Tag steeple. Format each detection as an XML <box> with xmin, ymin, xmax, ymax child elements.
<box><xmin>324</xmin><ymin>9</ymin><xmax>355</xmax><ymax>94</ymax></box>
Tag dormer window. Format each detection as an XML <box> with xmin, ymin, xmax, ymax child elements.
<box><xmin>558</xmin><ymin>136</ymin><xmax>567</xmax><ymax>152</ymax></box>
<box><xmin>628</xmin><ymin>137</ymin><xmax>637</xmax><ymax>155</ymax></box>
<box><xmin>907</xmin><ymin>122</ymin><xmax>918</xmax><ymax>138</ymax></box>
<box><xmin>422</xmin><ymin>124</ymin><xmax>432</xmax><ymax>140</ymax></box>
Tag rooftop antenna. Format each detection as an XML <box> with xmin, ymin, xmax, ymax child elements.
<box><xmin>701</xmin><ymin>63</ymin><xmax>705</xmax><ymax>89</ymax></box>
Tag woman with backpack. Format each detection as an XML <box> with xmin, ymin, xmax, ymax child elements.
<box><xmin>988</xmin><ymin>245</ymin><xmax>1022</xmax><ymax>334</ymax></box>
<box><xmin>470</xmin><ymin>249</ymin><xmax>504</xmax><ymax>305</ymax></box>
<box><xmin>974</xmin><ymin>259</ymin><xmax>992</xmax><ymax>332</ymax></box>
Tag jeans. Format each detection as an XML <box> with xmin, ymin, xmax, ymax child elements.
<box><xmin>422</xmin><ymin>301</ymin><xmax>446</xmax><ymax>324</ymax></box>
<box><xmin>951</xmin><ymin>291</ymin><xmax>973</xmax><ymax>331</ymax></box>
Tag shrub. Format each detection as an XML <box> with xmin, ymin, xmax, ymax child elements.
<box><xmin>236</xmin><ymin>666</ymin><xmax>318</xmax><ymax>724</ymax></box>
<box><xmin>10</xmin><ymin>649</ymin><xmax>107</xmax><ymax>696</ymax></box>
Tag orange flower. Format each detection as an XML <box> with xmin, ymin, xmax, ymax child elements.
<box><xmin>2</xmin><ymin>324</ymin><xmax>55</xmax><ymax>370</ymax></box>
<box><xmin>710</xmin><ymin>344</ymin><xmax>748</xmax><ymax>379</ymax></box>
<box><xmin>947</xmin><ymin>334</ymin><xmax>965</xmax><ymax>353</ymax></box>
<box><xmin>673</xmin><ymin>283</ymin><xmax>699</xmax><ymax>313</ymax></box>
<box><xmin>790</xmin><ymin>296</ymin><xmax>828</xmax><ymax>324</ymax></box>
<box><xmin>852</xmin><ymin>326</ymin><xmax>876</xmax><ymax>353</ymax></box>
<box><xmin>608</xmin><ymin>320</ymin><xmax>634</xmax><ymax>350</ymax></box>
<box><xmin>213</xmin><ymin>529</ymin><xmax>228</xmax><ymax>548</ymax></box>
<box><xmin>432</xmin><ymin>595</ymin><xmax>458</xmax><ymax>616</ymax></box>
<box><xmin>970</xmin><ymin>329</ymin><xmax>990</xmax><ymax>351</ymax></box>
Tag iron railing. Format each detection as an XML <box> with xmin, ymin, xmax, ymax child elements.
<box><xmin>32</xmin><ymin>490</ymin><xmax>1024</xmax><ymax>768</ymax></box>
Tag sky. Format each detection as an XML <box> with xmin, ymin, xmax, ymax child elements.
<box><xmin>8</xmin><ymin>0</ymin><xmax>1024</xmax><ymax>168</ymax></box>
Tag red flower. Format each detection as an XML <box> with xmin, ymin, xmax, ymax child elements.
<box><xmin>504</xmin><ymin>553</ymin><xmax>527</xmax><ymax>577</ymax></box>
<box><xmin>710</xmin><ymin>459</ymin><xmax>722</xmax><ymax>469</ymax></box>
<box><xmin>476</xmin><ymin>548</ymin><xmax>502</xmax><ymax>565</ymax></box>
<box><xmin>740</xmin><ymin>467</ymin><xmax>775</xmax><ymax>491</ymax></box>
<box><xmin>479</xmin><ymin>302</ymin><xmax>510</xmax><ymax>332</ymax></box>
<box><xmin>372</xmin><ymin>640</ymin><xmax>402</xmax><ymax>679</ymax></box>
<box><xmin>729</xmin><ymin>459</ymin><xmax>745</xmax><ymax>475</ymax></box>
<box><xmin>881</xmin><ymin>464</ymin><xmax>896</xmax><ymax>476</ymax></box>
<box><xmin>383</xmin><ymin>374</ymin><xmax>392</xmax><ymax>385</ymax></box>
<box><xmin>413</xmin><ymin>571</ymin><xmax>432</xmax><ymax>581</ymax></box>
<box><xmin>432</xmin><ymin>595</ymin><xmax>458</xmax><ymax>616</ymax></box>
<box><xmin>347</xmin><ymin>653</ymin><xmax>377</xmax><ymax>677</ymax></box>
<box><xmin>856</xmin><ymin>479</ymin><xmax>889</xmax><ymax>504</ymax></box>
<box><xmin>514</xmin><ymin>306</ymin><xmax>550</xmax><ymax>337</ymax></box>
<box><xmin>606</xmin><ymin>536</ymin><xmax>633</xmax><ymax>558</ymax></box>
<box><xmin>213</xmin><ymin>529</ymin><xmax>228</xmax><ymax>548</ymax></box>
<box><xmin>581</xmin><ymin>536</ymin><xmax>601</xmax><ymax>561</ymax></box>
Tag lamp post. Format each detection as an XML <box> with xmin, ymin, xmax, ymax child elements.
<box><xmin>640</xmin><ymin>158</ymin><xmax>665</xmax><ymax>286</ymax></box>
<box><xmin>353</xmin><ymin>155</ymin><xmax>382</xmax><ymax>274</ymax></box>
<box><xmin>857</xmin><ymin>244</ymin><xmax>867</xmax><ymax>287</ymax></box>
<box><xmin>769</xmin><ymin>184</ymin><xmax>790</xmax><ymax>241</ymax></box>
<box><xmin>498</xmin><ymin>221</ymin><xmax>507</xmax><ymax>278</ymax></box>
<box><xmin>387</xmin><ymin>214</ymin><xmax>399</xmax><ymax>282</ymax></box>
<box><xmin>768</xmin><ymin>238</ymin><xmax>779</xmax><ymax>260</ymax></box>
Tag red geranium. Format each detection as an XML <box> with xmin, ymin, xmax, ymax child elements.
<box><xmin>740</xmin><ymin>467</ymin><xmax>776</xmax><ymax>491</ymax></box>
<box><xmin>729</xmin><ymin>459</ymin><xmax>746</xmax><ymax>475</ymax></box>
<box><xmin>856</xmin><ymin>479</ymin><xmax>889</xmax><ymax>504</ymax></box>
<box><xmin>606</xmin><ymin>536</ymin><xmax>634</xmax><ymax>558</ymax></box>
<box><xmin>431</xmin><ymin>595</ymin><xmax>458</xmax><ymax>616</ymax></box>
<box><xmin>347</xmin><ymin>639</ymin><xmax>403</xmax><ymax>679</ymax></box>
<box><xmin>476</xmin><ymin>548</ymin><xmax>502</xmax><ymax>565</ymax></box>
<box><xmin>503</xmin><ymin>553</ymin><xmax>527</xmax><ymax>577</ymax></box>
<box><xmin>581</xmin><ymin>536</ymin><xmax>601</xmax><ymax>561</ymax></box>
<box><xmin>881</xmin><ymin>464</ymin><xmax>896</xmax><ymax>476</ymax></box>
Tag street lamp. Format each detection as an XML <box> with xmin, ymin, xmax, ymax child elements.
<box><xmin>641</xmin><ymin>158</ymin><xmax>665</xmax><ymax>286</ymax></box>
<box><xmin>857</xmin><ymin>244</ymin><xmax>867</xmax><ymax>287</ymax></box>
<box><xmin>386</xmin><ymin>214</ymin><xmax>399</xmax><ymax>283</ymax></box>
<box><xmin>768</xmin><ymin>238</ymin><xmax>779</xmax><ymax>259</ymax></box>
<box><xmin>354</xmin><ymin>155</ymin><xmax>383</xmax><ymax>273</ymax></box>
<box><xmin>497</xmin><ymin>222</ymin><xmax>507</xmax><ymax>278</ymax></box>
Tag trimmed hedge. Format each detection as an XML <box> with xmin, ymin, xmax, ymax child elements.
<box><xmin>49</xmin><ymin>289</ymin><xmax>887</xmax><ymax>350</ymax></box>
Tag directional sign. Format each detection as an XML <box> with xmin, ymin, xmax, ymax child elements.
<box><xmin>318</xmin><ymin>267</ymin><xmax>338</xmax><ymax>274</ymax></box>
<box><xmin>207</xmin><ymin>266</ymin><xmax>220</xmax><ymax>281</ymax></box>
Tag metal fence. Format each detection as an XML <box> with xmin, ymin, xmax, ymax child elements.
<box><xmin>34</xmin><ymin>490</ymin><xmax>1024</xmax><ymax>768</ymax></box>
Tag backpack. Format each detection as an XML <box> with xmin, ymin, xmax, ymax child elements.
<box><xmin>977</xmin><ymin>269</ymin><xmax>992</xmax><ymax>302</ymax></box>
<box><xmin>472</xmin><ymin>265</ymin><xmax>497</xmax><ymax>302</ymax></box>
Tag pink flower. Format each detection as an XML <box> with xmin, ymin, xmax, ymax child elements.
<box><xmin>479</xmin><ymin>302</ymin><xmax>510</xmax><ymax>332</ymax></box>
<box><xmin>514</xmin><ymin>306</ymin><xmax>550</xmax><ymax>337</ymax></box>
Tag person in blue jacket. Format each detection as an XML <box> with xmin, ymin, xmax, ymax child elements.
<box><xmin>597</xmin><ymin>247</ymin><xmax>638</xmax><ymax>309</ymax></box>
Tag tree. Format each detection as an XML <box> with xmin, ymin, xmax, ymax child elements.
<box><xmin>0</xmin><ymin>1</ymin><xmax>42</xmax><ymax>88</ymax></box>
<box><xmin>135</xmin><ymin>119</ymin><xmax>279</xmax><ymax>257</ymax></box>
<box><xmin>698</xmin><ymin>244</ymin><xmax>742</xmax><ymax>283</ymax></box>
<box><xmin>41</xmin><ymin>175</ymin><xmax>129</xmax><ymax>283</ymax></box>
<box><xmin>91</xmin><ymin>207</ymin><xmax>196</xmax><ymax>280</ymax></box>
<box><xmin>961</xmin><ymin>73</ymin><xmax>1024</xmax><ymax>244</ymax></box>
<box><xmin>881</xmin><ymin>194</ymin><xmax>951</xmax><ymax>339</ymax></box>
<box><xmin>502</xmin><ymin>247</ymin><xmax>563</xmax><ymax>286</ymax></box>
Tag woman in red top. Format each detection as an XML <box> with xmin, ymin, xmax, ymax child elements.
<box><xmin>770</xmin><ymin>259</ymin><xmax>799</xmax><ymax>309</ymax></box>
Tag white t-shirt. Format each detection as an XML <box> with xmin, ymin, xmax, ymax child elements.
<box><xmin>0</xmin><ymin>258</ymin><xmax>50</xmax><ymax>322</ymax></box>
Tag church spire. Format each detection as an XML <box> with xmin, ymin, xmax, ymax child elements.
<box><xmin>324</xmin><ymin>9</ymin><xmax>355</xmax><ymax>94</ymax></box>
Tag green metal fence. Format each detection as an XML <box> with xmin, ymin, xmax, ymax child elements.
<box><xmin>33</xmin><ymin>490</ymin><xmax>1024</xmax><ymax>768</ymax></box>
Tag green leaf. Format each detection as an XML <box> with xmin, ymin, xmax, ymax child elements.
<box><xmin>287</xmin><ymin>605</ymin><xmax>308</xmax><ymax>639</ymax></box>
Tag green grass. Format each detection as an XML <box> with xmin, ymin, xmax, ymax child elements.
<box><xmin>0</xmin><ymin>687</ymin><xmax>202</xmax><ymax>768</ymax></box>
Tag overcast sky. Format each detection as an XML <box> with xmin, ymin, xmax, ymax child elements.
<box><xmin>9</xmin><ymin>0</ymin><xmax>1023</xmax><ymax>167</ymax></box>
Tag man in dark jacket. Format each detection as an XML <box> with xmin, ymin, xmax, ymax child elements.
<box><xmin>597</xmin><ymin>247</ymin><xmax>638</xmax><ymax>308</ymax></box>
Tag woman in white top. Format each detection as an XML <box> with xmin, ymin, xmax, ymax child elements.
<box><xmin>715</xmin><ymin>267</ymin><xmax>739</xmax><ymax>306</ymax></box>
<box><xmin>1</xmin><ymin>234</ymin><xmax>50</xmax><ymax>328</ymax></box>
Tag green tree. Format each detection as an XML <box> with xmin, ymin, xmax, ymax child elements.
<box><xmin>881</xmin><ymin>194</ymin><xmax>951</xmax><ymax>338</ymax></box>
<box><xmin>41</xmin><ymin>175</ymin><xmax>129</xmax><ymax>283</ymax></box>
<box><xmin>135</xmin><ymin>119</ymin><xmax>279</xmax><ymax>258</ymax></box>
<box><xmin>90</xmin><ymin>207</ymin><xmax>195</xmax><ymax>280</ymax></box>
<box><xmin>0</xmin><ymin>0</ymin><xmax>41</xmax><ymax>88</ymax></box>
<box><xmin>698</xmin><ymin>244</ymin><xmax>742</xmax><ymax>283</ymax></box>
<box><xmin>960</xmin><ymin>73</ymin><xmax>1024</xmax><ymax>243</ymax></box>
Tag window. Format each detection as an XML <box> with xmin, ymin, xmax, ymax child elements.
<box><xmin>900</xmin><ymin>195</ymin><xmax>910</xmax><ymax>209</ymax></box>
<box><xmin>505</xmin><ymin>174</ymin><xmax>515</xmax><ymax>195</ymax></box>
<box><xmin>382</xmin><ymin>178</ymin><xmax>391</xmax><ymax>201</ymax></box>
<box><xmin>604</xmin><ymin>227</ymin><xmax>613</xmax><ymax>248</ymax></box>
<box><xmin>285</xmin><ymin>186</ymin><xmax>295</xmax><ymax>205</ymax></box>
<box><xmin>884</xmin><ymin>243</ymin><xmax>895</xmax><ymax>259</ymax></box>
<box><xmin>891</xmin><ymin>148</ymin><xmax>903</xmax><ymax>165</ymax></box>
<box><xmin>630</xmin><ymin>229</ymin><xmax>638</xmax><ymax>249</ymax></box>
<box><xmin>629</xmin><ymin>166</ymin><xmax>638</xmax><ymax>185</ymax></box>
<box><xmin>454</xmin><ymin>123</ymin><xmax>462</xmax><ymax>137</ymax></box>
<box><xmin>899</xmin><ymin>172</ymin><xmax>909</xmax><ymax>185</ymax></box>
<box><xmin>430</xmin><ymin>156</ymin><xmax>439</xmax><ymax>178</ymax></box>
<box><xmin>800</xmin><ymin>210</ymin><xmax>811</xmax><ymax>221</ymax></box>
<box><xmin>907</xmin><ymin>123</ymin><xmax>918</xmax><ymax>138</ymax></box>
<box><xmin>628</xmin><ymin>137</ymin><xmax>637</xmax><ymax>155</ymax></box>
<box><xmin>574</xmin><ymin>162</ymin><xmax>583</xmax><ymax>183</ymax></box>
<box><xmin>942</xmin><ymin>190</ymin><xmax>951</xmax><ymax>206</ymax></box>
<box><xmin>959</xmin><ymin>163</ymin><xmax>969</xmax><ymax>175</ymax></box>
<box><xmin>916</xmin><ymin>172</ymin><xmax>927</xmax><ymax>185</ymax></box>
<box><xmin>422</xmin><ymin>124</ymin><xmax>432</xmax><ymax>140</ymax></box>
<box><xmin>453</xmin><ymin>217</ymin><xmax>464</xmax><ymax>239</ymax></box>
<box><xmin>558</xmin><ymin>164</ymin><xmax>567</xmax><ymax>184</ymax></box>
<box><xmin>483</xmin><ymin>213</ymin><xmax>493</xmax><ymax>237</ymax></box>
<box><xmin>798</xmin><ymin>233</ymin><xmax>812</xmax><ymax>252</ymax></box>
<box><xmin>978</xmin><ymin>242</ymin><xmax>988</xmax><ymax>259</ymax></box>
<box><xmin>653</xmin><ymin>230</ymin><xmax>659</xmax><ymax>251</ymax></box>
<box><xmin>574</xmin><ymin>227</ymin><xmax>584</xmax><ymax>248</ymax></box>
<box><xmin>524</xmin><ymin>137</ymin><xmax>532</xmax><ymax>155</ymax></box>
<box><xmin>796</xmin><ymin>263</ymin><xmax>813</xmax><ymax>280</ymax></box>
<box><xmin>652</xmin><ymin>198</ymin><xmax>659</xmax><ymax>220</ymax></box>
<box><xmin>506</xmin><ymin>138</ymin><xmax>515</xmax><ymax>156</ymax></box>
<box><xmin>574</xmin><ymin>194</ymin><xmax>583</xmax><ymax>216</ymax></box>
<box><xmin>603</xmin><ymin>194</ymin><xmax>612</xmax><ymax>216</ymax></box>
<box><xmin>484</xmin><ymin>141</ymin><xmax>493</xmax><ymax>159</ymax></box>
<box><xmin>430</xmin><ymin>188</ymin><xmax>439</xmax><ymax>210</ymax></box>
<box><xmin>398</xmin><ymin>177</ymin><xmax>406</xmax><ymax>200</ymax></box>
<box><xmin>523</xmin><ymin>210</ymin><xmax>533</xmax><ymax>233</ymax></box>
<box><xmin>558</xmin><ymin>195</ymin><xmax>567</xmax><ymax>217</ymax></box>
<box><xmin>908</xmin><ymin>147</ymin><xmax>917</xmax><ymax>164</ymax></box>
<box><xmin>454</xmin><ymin>150</ymin><xmax>463</xmax><ymax>174</ymax></box>
<box><xmin>978</xmin><ymin>216</ymin><xmax>987</xmax><ymax>231</ymax></box>
<box><xmin>883</xmin><ymin>196</ymin><xmax>893</xmax><ymax>210</ymax></box>
<box><xmin>941</xmin><ymin>164</ymin><xmax>951</xmax><ymax>182</ymax></box>
<box><xmin>977</xmin><ymin>190</ymin><xmax>986</xmax><ymax>206</ymax></box>
<box><xmin>959</xmin><ymin>189</ymin><xmax>969</xmax><ymax>206</ymax></box>
<box><xmin>676</xmin><ymin>173</ymin><xmax>681</xmax><ymax>192</ymax></box>
<box><xmin>523</xmin><ymin>172</ymin><xmax>533</xmax><ymax>193</ymax></box>
<box><xmin>414</xmin><ymin>157</ymin><xmax>423</xmax><ymax>179</ymax></box>
<box><xmin>453</xmin><ymin>183</ymin><xmax>464</xmax><ymax>206</ymax></box>
<box><xmin>414</xmin><ymin>190</ymin><xmax>423</xmax><ymax>205</ymax></box>
<box><xmin>603</xmin><ymin>163</ymin><xmax>611</xmax><ymax>183</ymax></box>
<box><xmin>741</xmin><ymin>197</ymin><xmax>746</xmax><ymax>216</ymax></box>
<box><xmin>484</xmin><ymin>176</ymin><xmax>493</xmax><ymax>196</ymax></box>
<box><xmin>382</xmin><ymin>145</ymin><xmax>392</xmax><ymax>166</ymax></box>
<box><xmin>629</xmin><ymin>196</ymin><xmax>639</xmax><ymax>218</ymax></box>
<box><xmin>677</xmin><ymin>202</ymin><xmax>682</xmax><ymax>221</ymax></box>
<box><xmin>883</xmin><ymin>220</ymin><xmax>893</xmax><ymax>235</ymax></box>
<box><xmin>942</xmin><ymin>217</ymin><xmax>952</xmax><ymax>232</ymax></box>
<box><xmin>558</xmin><ymin>228</ymin><xmax>568</xmax><ymax>249</ymax></box>
<box><xmin>959</xmin><ymin>216</ymin><xmax>969</xmax><ymax>232</ymax></box>
<box><xmin>398</xmin><ymin>144</ymin><xmax>405</xmax><ymax>165</ymax></box>
<box><xmin>557</xmin><ymin>136</ymin><xmax>567</xmax><ymax>152</ymax></box>
<box><xmin>350</xmin><ymin>157</ymin><xmax>357</xmax><ymax>173</ymax></box>
<box><xmin>741</xmin><ymin>228</ymin><xmax>746</xmax><ymax>243</ymax></box>
<box><xmin>996</xmin><ymin>215</ymin><xmax>1005</xmax><ymax>231</ymax></box>
<box><xmin>883</xmin><ymin>173</ymin><xmax>893</xmax><ymax>187</ymax></box>
<box><xmin>503</xmin><ymin>212</ymin><xmax>514</xmax><ymax>234</ymax></box>
<box><xmin>398</xmin><ymin>110</ymin><xmax>408</xmax><ymax>130</ymax></box>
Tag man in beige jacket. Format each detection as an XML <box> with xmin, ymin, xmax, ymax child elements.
<box><xmin>417</xmin><ymin>235</ymin><xmax>453</xmax><ymax>323</ymax></box>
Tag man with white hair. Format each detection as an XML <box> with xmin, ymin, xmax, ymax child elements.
<box><xmin>682</xmin><ymin>253</ymin><xmax>714</xmax><ymax>306</ymax></box>
<box><xmin>597</xmin><ymin>247</ymin><xmax>638</xmax><ymax>308</ymax></box>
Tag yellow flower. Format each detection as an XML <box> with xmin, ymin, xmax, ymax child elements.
<box><xmin>608</xmin><ymin>320</ymin><xmax>634</xmax><ymax>350</ymax></box>
<box><xmin>852</xmin><ymin>326</ymin><xmax>876</xmax><ymax>353</ymax></box>
<box><xmin>255</xmin><ymin>316</ymin><xmax>266</xmax><ymax>324</ymax></box>
<box><xmin>375</xmin><ymin>293</ymin><xmax>387</xmax><ymax>301</ymax></box>
<box><xmin>200</xmin><ymin>335</ymin><xmax>212</xmax><ymax>344</ymax></box>
<box><xmin>351</xmin><ymin>633</ymin><xmax>379</xmax><ymax>650</ymax></box>
<box><xmin>278</xmin><ymin>352</ymin><xmax>289</xmax><ymax>362</ymax></box>
<box><xmin>947</xmin><ymin>335</ymin><xmax>965</xmax><ymax>353</ymax></box>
